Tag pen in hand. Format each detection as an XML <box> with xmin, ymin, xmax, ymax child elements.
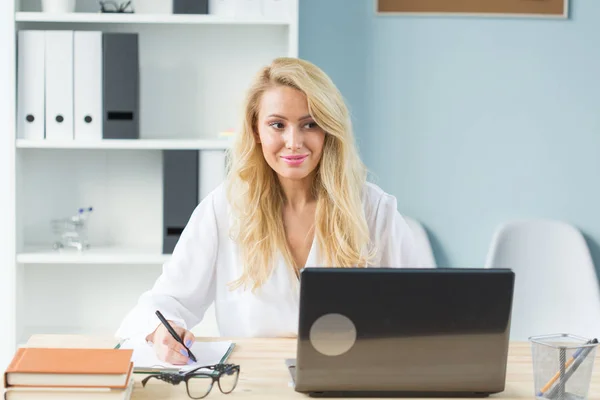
<box><xmin>155</xmin><ymin>310</ymin><xmax>197</xmax><ymax>363</ymax></box>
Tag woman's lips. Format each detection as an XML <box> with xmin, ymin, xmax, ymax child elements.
<box><xmin>281</xmin><ymin>154</ymin><xmax>308</xmax><ymax>166</ymax></box>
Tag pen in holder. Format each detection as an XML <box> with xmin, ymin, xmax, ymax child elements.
<box><xmin>529</xmin><ymin>334</ymin><xmax>598</xmax><ymax>400</ymax></box>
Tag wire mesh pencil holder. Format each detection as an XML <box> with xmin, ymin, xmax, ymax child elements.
<box><xmin>51</xmin><ymin>207</ymin><xmax>93</xmax><ymax>252</ymax></box>
<box><xmin>529</xmin><ymin>333</ymin><xmax>598</xmax><ymax>400</ymax></box>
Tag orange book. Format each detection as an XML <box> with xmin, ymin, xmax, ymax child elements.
<box><xmin>4</xmin><ymin>377</ymin><xmax>134</xmax><ymax>400</ymax></box>
<box><xmin>4</xmin><ymin>347</ymin><xmax>133</xmax><ymax>389</ymax></box>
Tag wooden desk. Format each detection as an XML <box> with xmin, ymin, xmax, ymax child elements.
<box><xmin>21</xmin><ymin>335</ymin><xmax>600</xmax><ymax>399</ymax></box>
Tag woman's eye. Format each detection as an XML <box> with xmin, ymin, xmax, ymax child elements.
<box><xmin>269</xmin><ymin>122</ymin><xmax>284</xmax><ymax>129</ymax></box>
<box><xmin>304</xmin><ymin>122</ymin><xmax>318</xmax><ymax>129</ymax></box>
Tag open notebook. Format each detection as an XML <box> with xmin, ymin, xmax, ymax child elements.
<box><xmin>119</xmin><ymin>339</ymin><xmax>235</xmax><ymax>374</ymax></box>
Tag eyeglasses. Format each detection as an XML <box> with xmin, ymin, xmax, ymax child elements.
<box><xmin>98</xmin><ymin>0</ymin><xmax>134</xmax><ymax>13</ymax></box>
<box><xmin>141</xmin><ymin>363</ymin><xmax>240</xmax><ymax>399</ymax></box>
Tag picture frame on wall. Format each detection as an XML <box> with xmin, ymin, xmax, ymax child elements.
<box><xmin>376</xmin><ymin>0</ymin><xmax>569</xmax><ymax>19</ymax></box>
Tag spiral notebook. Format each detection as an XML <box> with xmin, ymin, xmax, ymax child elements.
<box><xmin>118</xmin><ymin>339</ymin><xmax>235</xmax><ymax>374</ymax></box>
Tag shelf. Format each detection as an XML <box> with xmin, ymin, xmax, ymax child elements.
<box><xmin>16</xmin><ymin>138</ymin><xmax>232</xmax><ymax>150</ymax></box>
<box><xmin>17</xmin><ymin>246</ymin><xmax>171</xmax><ymax>264</ymax></box>
<box><xmin>15</xmin><ymin>12</ymin><xmax>291</xmax><ymax>26</ymax></box>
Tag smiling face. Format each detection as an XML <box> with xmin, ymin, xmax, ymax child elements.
<box><xmin>255</xmin><ymin>85</ymin><xmax>326</xmax><ymax>183</ymax></box>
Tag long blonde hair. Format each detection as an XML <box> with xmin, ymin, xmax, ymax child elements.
<box><xmin>226</xmin><ymin>57</ymin><xmax>373</xmax><ymax>291</ymax></box>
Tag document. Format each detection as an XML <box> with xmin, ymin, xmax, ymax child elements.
<box><xmin>119</xmin><ymin>338</ymin><xmax>235</xmax><ymax>373</ymax></box>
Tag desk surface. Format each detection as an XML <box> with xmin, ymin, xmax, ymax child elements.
<box><xmin>22</xmin><ymin>335</ymin><xmax>600</xmax><ymax>400</ymax></box>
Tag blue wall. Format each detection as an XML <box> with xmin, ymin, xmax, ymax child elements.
<box><xmin>301</xmin><ymin>0</ymin><xmax>600</xmax><ymax>270</ymax></box>
<box><xmin>298</xmin><ymin>0</ymin><xmax>369</xmax><ymax>151</ymax></box>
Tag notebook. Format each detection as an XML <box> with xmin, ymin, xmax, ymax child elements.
<box><xmin>3</xmin><ymin>348</ymin><xmax>134</xmax><ymax>389</ymax></box>
<box><xmin>119</xmin><ymin>338</ymin><xmax>235</xmax><ymax>373</ymax></box>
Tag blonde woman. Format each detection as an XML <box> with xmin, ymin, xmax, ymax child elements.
<box><xmin>116</xmin><ymin>57</ymin><xmax>421</xmax><ymax>365</ymax></box>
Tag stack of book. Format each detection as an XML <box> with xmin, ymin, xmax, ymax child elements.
<box><xmin>3</xmin><ymin>347</ymin><xmax>134</xmax><ymax>399</ymax></box>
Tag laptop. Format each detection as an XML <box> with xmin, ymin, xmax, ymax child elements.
<box><xmin>288</xmin><ymin>267</ymin><xmax>515</xmax><ymax>397</ymax></box>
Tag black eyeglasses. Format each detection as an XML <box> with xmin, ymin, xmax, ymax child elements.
<box><xmin>141</xmin><ymin>363</ymin><xmax>240</xmax><ymax>399</ymax></box>
<box><xmin>98</xmin><ymin>0</ymin><xmax>134</xmax><ymax>13</ymax></box>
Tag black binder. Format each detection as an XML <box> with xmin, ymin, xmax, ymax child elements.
<box><xmin>102</xmin><ymin>33</ymin><xmax>139</xmax><ymax>139</ymax></box>
<box><xmin>162</xmin><ymin>150</ymin><xmax>199</xmax><ymax>254</ymax></box>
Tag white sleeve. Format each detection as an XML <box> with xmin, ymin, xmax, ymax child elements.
<box><xmin>115</xmin><ymin>193</ymin><xmax>218</xmax><ymax>342</ymax></box>
<box><xmin>375</xmin><ymin>194</ymin><xmax>422</xmax><ymax>268</ymax></box>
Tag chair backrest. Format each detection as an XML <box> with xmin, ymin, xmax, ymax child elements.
<box><xmin>404</xmin><ymin>216</ymin><xmax>437</xmax><ymax>268</ymax></box>
<box><xmin>485</xmin><ymin>219</ymin><xmax>600</xmax><ymax>340</ymax></box>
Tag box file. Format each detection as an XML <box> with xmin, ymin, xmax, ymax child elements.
<box><xmin>173</xmin><ymin>0</ymin><xmax>208</xmax><ymax>13</ymax></box>
<box><xmin>17</xmin><ymin>30</ymin><xmax>45</xmax><ymax>140</ymax></box>
<box><xmin>74</xmin><ymin>31</ymin><xmax>103</xmax><ymax>141</ymax></box>
<box><xmin>102</xmin><ymin>33</ymin><xmax>139</xmax><ymax>139</ymax></box>
<box><xmin>199</xmin><ymin>150</ymin><xmax>227</xmax><ymax>200</ymax></box>
<box><xmin>45</xmin><ymin>30</ymin><xmax>74</xmax><ymax>141</ymax></box>
<box><xmin>163</xmin><ymin>150</ymin><xmax>199</xmax><ymax>254</ymax></box>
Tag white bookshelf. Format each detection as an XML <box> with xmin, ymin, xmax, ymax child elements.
<box><xmin>0</xmin><ymin>0</ymin><xmax>16</xmax><ymax>373</ymax></box>
<box><xmin>17</xmin><ymin>246</ymin><xmax>171</xmax><ymax>265</ymax></box>
<box><xmin>16</xmin><ymin>11</ymin><xmax>291</xmax><ymax>25</ymax></box>
<box><xmin>16</xmin><ymin>138</ymin><xmax>233</xmax><ymax>150</ymax></box>
<box><xmin>1</xmin><ymin>0</ymin><xmax>299</xmax><ymax>364</ymax></box>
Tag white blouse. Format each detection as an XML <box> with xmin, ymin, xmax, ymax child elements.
<box><xmin>115</xmin><ymin>182</ymin><xmax>422</xmax><ymax>342</ymax></box>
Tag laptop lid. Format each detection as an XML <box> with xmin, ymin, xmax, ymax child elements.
<box><xmin>293</xmin><ymin>267</ymin><xmax>514</xmax><ymax>396</ymax></box>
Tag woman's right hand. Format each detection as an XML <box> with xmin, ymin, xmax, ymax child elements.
<box><xmin>148</xmin><ymin>322</ymin><xmax>196</xmax><ymax>365</ymax></box>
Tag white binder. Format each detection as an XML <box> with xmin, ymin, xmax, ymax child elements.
<box><xmin>74</xmin><ymin>31</ymin><xmax>102</xmax><ymax>141</ymax></box>
<box><xmin>17</xmin><ymin>30</ymin><xmax>45</xmax><ymax>140</ymax></box>
<box><xmin>45</xmin><ymin>30</ymin><xmax>74</xmax><ymax>141</ymax></box>
<box><xmin>199</xmin><ymin>150</ymin><xmax>227</xmax><ymax>200</ymax></box>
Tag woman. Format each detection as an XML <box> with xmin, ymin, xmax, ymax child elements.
<box><xmin>116</xmin><ymin>57</ymin><xmax>421</xmax><ymax>365</ymax></box>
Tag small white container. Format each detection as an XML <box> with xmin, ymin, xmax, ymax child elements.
<box><xmin>235</xmin><ymin>0</ymin><xmax>262</xmax><ymax>18</ymax></box>
<box><xmin>42</xmin><ymin>0</ymin><xmax>76</xmax><ymax>13</ymax></box>
<box><xmin>262</xmin><ymin>0</ymin><xmax>289</xmax><ymax>19</ymax></box>
<box><xmin>133</xmin><ymin>0</ymin><xmax>174</xmax><ymax>14</ymax></box>
<box><xmin>209</xmin><ymin>0</ymin><xmax>235</xmax><ymax>17</ymax></box>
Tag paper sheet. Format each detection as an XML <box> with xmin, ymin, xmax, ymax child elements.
<box><xmin>120</xmin><ymin>338</ymin><xmax>234</xmax><ymax>373</ymax></box>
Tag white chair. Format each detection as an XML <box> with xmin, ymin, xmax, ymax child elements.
<box><xmin>404</xmin><ymin>216</ymin><xmax>437</xmax><ymax>268</ymax></box>
<box><xmin>485</xmin><ymin>219</ymin><xmax>600</xmax><ymax>341</ymax></box>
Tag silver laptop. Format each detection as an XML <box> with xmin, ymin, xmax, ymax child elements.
<box><xmin>287</xmin><ymin>267</ymin><xmax>515</xmax><ymax>397</ymax></box>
